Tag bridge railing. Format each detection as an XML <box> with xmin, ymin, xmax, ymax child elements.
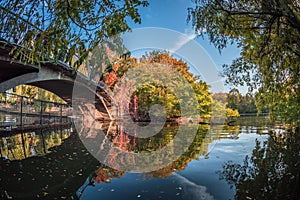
<box><xmin>0</xmin><ymin>40</ymin><xmax>113</xmax><ymax>121</ymax></box>
<box><xmin>0</xmin><ymin>92</ymin><xmax>72</xmax><ymax>129</ymax></box>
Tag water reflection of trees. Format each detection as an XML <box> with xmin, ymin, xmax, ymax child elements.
<box><xmin>0</xmin><ymin>121</ymin><xmax>242</xmax><ymax>198</ymax></box>
<box><xmin>218</xmin><ymin>131</ymin><xmax>300</xmax><ymax>199</ymax></box>
<box><xmin>0</xmin><ymin>126</ymin><xmax>71</xmax><ymax>160</ymax></box>
<box><xmin>78</xmin><ymin>119</ymin><xmax>209</xmax><ymax>172</ymax></box>
<box><xmin>84</xmin><ymin>122</ymin><xmax>235</xmax><ymax>177</ymax></box>
<box><xmin>146</xmin><ymin>125</ymin><xmax>209</xmax><ymax>178</ymax></box>
<box><xmin>0</xmin><ymin>130</ymin><xmax>112</xmax><ymax>199</ymax></box>
<box><xmin>78</xmin><ymin>120</ymin><xmax>242</xmax><ymax>178</ymax></box>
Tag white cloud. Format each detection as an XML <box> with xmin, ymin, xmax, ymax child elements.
<box><xmin>169</xmin><ymin>28</ymin><xmax>200</xmax><ymax>52</ymax></box>
<box><xmin>170</xmin><ymin>32</ymin><xmax>197</xmax><ymax>52</ymax></box>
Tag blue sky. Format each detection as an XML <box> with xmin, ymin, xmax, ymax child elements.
<box><xmin>126</xmin><ymin>0</ymin><xmax>247</xmax><ymax>94</ymax></box>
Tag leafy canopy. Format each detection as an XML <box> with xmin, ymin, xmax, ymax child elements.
<box><xmin>105</xmin><ymin>50</ymin><xmax>212</xmax><ymax>120</ymax></box>
<box><xmin>0</xmin><ymin>0</ymin><xmax>148</xmax><ymax>68</ymax></box>
<box><xmin>188</xmin><ymin>0</ymin><xmax>300</xmax><ymax>125</ymax></box>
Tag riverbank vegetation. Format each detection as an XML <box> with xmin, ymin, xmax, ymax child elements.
<box><xmin>188</xmin><ymin>0</ymin><xmax>300</xmax><ymax>129</ymax></box>
<box><xmin>103</xmin><ymin>50</ymin><xmax>241</xmax><ymax>122</ymax></box>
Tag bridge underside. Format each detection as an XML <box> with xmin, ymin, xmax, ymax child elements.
<box><xmin>30</xmin><ymin>80</ymin><xmax>112</xmax><ymax>120</ymax></box>
<box><xmin>0</xmin><ymin>45</ymin><xmax>113</xmax><ymax>121</ymax></box>
<box><xmin>29</xmin><ymin>80</ymin><xmax>75</xmax><ymax>104</ymax></box>
<box><xmin>0</xmin><ymin>59</ymin><xmax>39</xmax><ymax>83</ymax></box>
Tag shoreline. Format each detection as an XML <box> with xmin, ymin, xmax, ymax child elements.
<box><xmin>0</xmin><ymin>122</ymin><xmax>73</xmax><ymax>135</ymax></box>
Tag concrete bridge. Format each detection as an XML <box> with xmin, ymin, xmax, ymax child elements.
<box><xmin>0</xmin><ymin>41</ymin><xmax>113</xmax><ymax>120</ymax></box>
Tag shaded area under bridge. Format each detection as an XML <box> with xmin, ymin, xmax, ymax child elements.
<box><xmin>0</xmin><ymin>41</ymin><xmax>113</xmax><ymax>121</ymax></box>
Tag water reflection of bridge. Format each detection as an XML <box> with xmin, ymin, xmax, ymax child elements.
<box><xmin>0</xmin><ymin>92</ymin><xmax>72</xmax><ymax>132</ymax></box>
<box><xmin>0</xmin><ymin>125</ymin><xmax>100</xmax><ymax>199</ymax></box>
<box><xmin>0</xmin><ymin>123</ymin><xmax>127</xmax><ymax>199</ymax></box>
<box><xmin>0</xmin><ymin>125</ymin><xmax>72</xmax><ymax>160</ymax></box>
<box><xmin>0</xmin><ymin>120</ymin><xmax>243</xmax><ymax>199</ymax></box>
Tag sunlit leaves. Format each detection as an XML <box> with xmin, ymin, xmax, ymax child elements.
<box><xmin>0</xmin><ymin>0</ymin><xmax>148</xmax><ymax>69</ymax></box>
<box><xmin>113</xmin><ymin>51</ymin><xmax>212</xmax><ymax>119</ymax></box>
<box><xmin>188</xmin><ymin>0</ymin><xmax>300</xmax><ymax>126</ymax></box>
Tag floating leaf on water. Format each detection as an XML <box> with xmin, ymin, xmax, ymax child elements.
<box><xmin>4</xmin><ymin>190</ymin><xmax>12</xmax><ymax>199</ymax></box>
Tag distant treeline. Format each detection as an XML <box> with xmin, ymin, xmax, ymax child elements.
<box><xmin>213</xmin><ymin>88</ymin><xmax>268</xmax><ymax>115</ymax></box>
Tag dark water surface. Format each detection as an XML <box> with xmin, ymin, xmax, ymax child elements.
<box><xmin>1</xmin><ymin>117</ymin><xmax>299</xmax><ymax>199</ymax></box>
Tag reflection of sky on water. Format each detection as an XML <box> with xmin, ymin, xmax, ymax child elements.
<box><xmin>1</xmin><ymin>119</ymin><xmax>292</xmax><ymax>200</ymax></box>
<box><xmin>78</xmin><ymin>172</ymin><xmax>214</xmax><ymax>200</ymax></box>
<box><xmin>77</xmin><ymin>129</ymin><xmax>270</xmax><ymax>200</ymax></box>
<box><xmin>211</xmin><ymin>133</ymin><xmax>269</xmax><ymax>158</ymax></box>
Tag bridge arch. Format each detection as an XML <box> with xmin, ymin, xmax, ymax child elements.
<box><xmin>0</xmin><ymin>45</ymin><xmax>113</xmax><ymax>120</ymax></box>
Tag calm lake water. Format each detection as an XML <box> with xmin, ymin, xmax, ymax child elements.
<box><xmin>0</xmin><ymin>117</ymin><xmax>299</xmax><ymax>199</ymax></box>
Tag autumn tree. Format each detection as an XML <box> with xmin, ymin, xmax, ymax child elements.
<box><xmin>0</xmin><ymin>0</ymin><xmax>148</xmax><ymax>69</ymax></box>
<box><xmin>106</xmin><ymin>50</ymin><xmax>212</xmax><ymax>120</ymax></box>
<box><xmin>135</xmin><ymin>51</ymin><xmax>212</xmax><ymax>120</ymax></box>
<box><xmin>188</xmin><ymin>0</ymin><xmax>300</xmax><ymax>126</ymax></box>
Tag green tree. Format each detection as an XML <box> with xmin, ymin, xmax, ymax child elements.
<box><xmin>227</xmin><ymin>88</ymin><xmax>241</xmax><ymax>111</ymax></box>
<box><xmin>125</xmin><ymin>51</ymin><xmax>212</xmax><ymax>120</ymax></box>
<box><xmin>0</xmin><ymin>0</ymin><xmax>148</xmax><ymax>69</ymax></box>
<box><xmin>239</xmin><ymin>92</ymin><xmax>258</xmax><ymax>114</ymax></box>
<box><xmin>104</xmin><ymin>50</ymin><xmax>212</xmax><ymax>120</ymax></box>
<box><xmin>188</xmin><ymin>0</ymin><xmax>300</xmax><ymax>127</ymax></box>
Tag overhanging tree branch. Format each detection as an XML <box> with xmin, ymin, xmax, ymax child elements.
<box><xmin>0</xmin><ymin>4</ymin><xmax>43</xmax><ymax>32</ymax></box>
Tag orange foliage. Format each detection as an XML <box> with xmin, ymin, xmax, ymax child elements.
<box><xmin>105</xmin><ymin>72</ymin><xmax>118</xmax><ymax>86</ymax></box>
